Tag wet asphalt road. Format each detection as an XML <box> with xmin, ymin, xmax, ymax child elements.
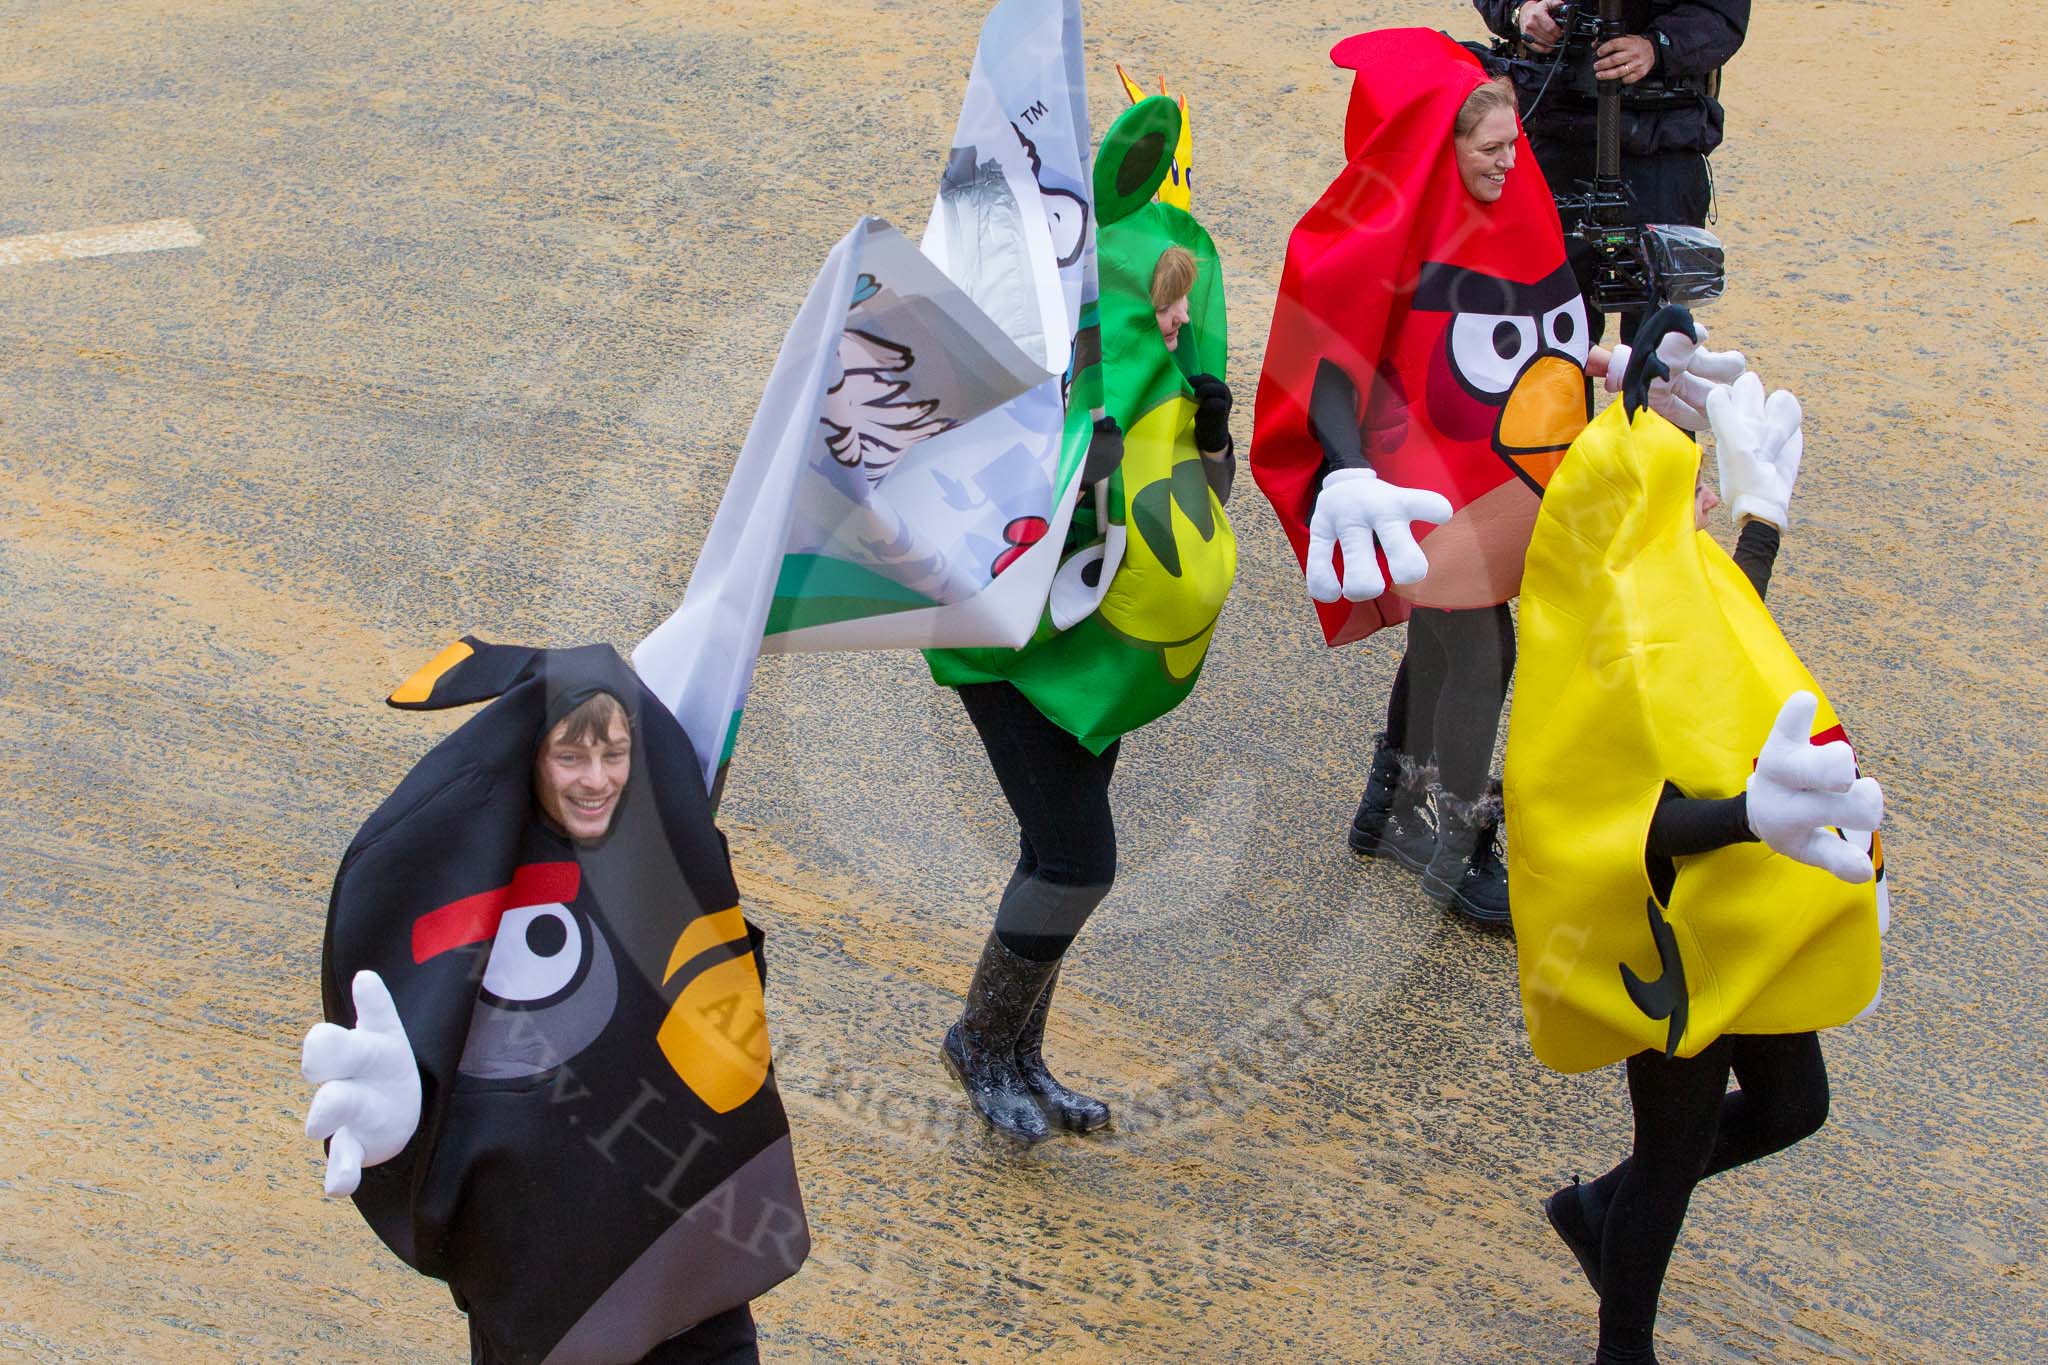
<box><xmin>2</xmin><ymin>1</ymin><xmax>2043</xmax><ymax>1360</ymax></box>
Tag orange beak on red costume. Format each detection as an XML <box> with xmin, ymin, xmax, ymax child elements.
<box><xmin>1396</xmin><ymin>258</ymin><xmax>1592</xmax><ymax>500</ymax></box>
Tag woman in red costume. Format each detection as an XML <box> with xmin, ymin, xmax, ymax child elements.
<box><xmin>1251</xmin><ymin>29</ymin><xmax>1734</xmax><ymax>927</ymax></box>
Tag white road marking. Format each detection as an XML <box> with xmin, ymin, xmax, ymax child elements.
<box><xmin>0</xmin><ymin>217</ymin><xmax>204</xmax><ymax>268</ymax></box>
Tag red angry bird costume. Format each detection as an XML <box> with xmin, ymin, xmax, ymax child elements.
<box><xmin>1251</xmin><ymin>28</ymin><xmax>1591</xmax><ymax>647</ymax></box>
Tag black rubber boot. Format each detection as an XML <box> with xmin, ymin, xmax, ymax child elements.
<box><xmin>1544</xmin><ymin>1178</ymin><xmax>1605</xmax><ymax>1296</ymax></box>
<box><xmin>1594</xmin><ymin>1345</ymin><xmax>1661</xmax><ymax>1365</ymax></box>
<box><xmin>1421</xmin><ymin>782</ymin><xmax>1512</xmax><ymax>930</ymax></box>
<box><xmin>1014</xmin><ymin>964</ymin><xmax>1111</xmax><ymax>1133</ymax></box>
<box><xmin>1348</xmin><ymin>733</ymin><xmax>1436</xmax><ymax>872</ymax></box>
<box><xmin>942</xmin><ymin>934</ymin><xmax>1060</xmax><ymax>1142</ymax></box>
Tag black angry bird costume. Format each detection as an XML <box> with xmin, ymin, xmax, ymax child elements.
<box><xmin>321</xmin><ymin>638</ymin><xmax>807</xmax><ymax>1364</ymax></box>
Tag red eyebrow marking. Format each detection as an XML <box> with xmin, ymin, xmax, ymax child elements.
<box><xmin>1753</xmin><ymin>723</ymin><xmax>1852</xmax><ymax>770</ymax></box>
<box><xmin>411</xmin><ymin>862</ymin><xmax>581</xmax><ymax>964</ymax></box>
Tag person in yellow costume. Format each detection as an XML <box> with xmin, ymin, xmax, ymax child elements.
<box><xmin>1504</xmin><ymin>311</ymin><xmax>1889</xmax><ymax>1365</ymax></box>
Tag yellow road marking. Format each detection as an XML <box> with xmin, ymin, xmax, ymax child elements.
<box><xmin>0</xmin><ymin>218</ymin><xmax>204</xmax><ymax>268</ymax></box>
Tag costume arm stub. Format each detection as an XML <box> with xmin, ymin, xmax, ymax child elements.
<box><xmin>1732</xmin><ymin>517</ymin><xmax>1780</xmax><ymax>599</ymax></box>
<box><xmin>1201</xmin><ymin>435</ymin><xmax>1236</xmax><ymax>504</ymax></box>
<box><xmin>1645</xmin><ymin>781</ymin><xmax>1758</xmax><ymax>903</ymax></box>
<box><xmin>1308</xmin><ymin>359</ymin><xmax>1370</xmax><ymax>482</ymax></box>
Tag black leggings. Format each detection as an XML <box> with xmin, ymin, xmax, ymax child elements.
<box><xmin>1592</xmin><ymin>1033</ymin><xmax>1830</xmax><ymax>1361</ymax></box>
<box><xmin>470</xmin><ymin>1305</ymin><xmax>757</xmax><ymax>1364</ymax></box>
<box><xmin>1383</xmin><ymin>604</ymin><xmax>1515</xmax><ymax>800</ymax></box>
<box><xmin>958</xmin><ymin>682</ymin><xmax>1119</xmax><ymax>962</ymax></box>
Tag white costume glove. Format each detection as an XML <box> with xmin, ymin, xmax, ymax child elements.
<box><xmin>1746</xmin><ymin>692</ymin><xmax>1885</xmax><ymax>884</ymax></box>
<box><xmin>302</xmin><ymin>970</ymin><xmax>422</xmax><ymax>1197</ymax></box>
<box><xmin>1709</xmin><ymin>371</ymin><xmax>1804</xmax><ymax>531</ymax></box>
<box><xmin>1305</xmin><ymin>469</ymin><xmax>1454</xmax><ymax>603</ymax></box>
<box><xmin>1606</xmin><ymin>323</ymin><xmax>1747</xmax><ymax>431</ymax></box>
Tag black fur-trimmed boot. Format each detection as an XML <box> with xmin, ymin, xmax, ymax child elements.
<box><xmin>942</xmin><ymin>934</ymin><xmax>1061</xmax><ymax>1142</ymax></box>
<box><xmin>1421</xmin><ymin>781</ymin><xmax>1511</xmax><ymax>930</ymax></box>
<box><xmin>1347</xmin><ymin>733</ymin><xmax>1437</xmax><ymax>872</ymax></box>
<box><xmin>1014</xmin><ymin>964</ymin><xmax>1111</xmax><ymax>1133</ymax></box>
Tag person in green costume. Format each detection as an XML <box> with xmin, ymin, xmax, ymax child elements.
<box><xmin>925</xmin><ymin>95</ymin><xmax>1239</xmax><ymax>1142</ymax></box>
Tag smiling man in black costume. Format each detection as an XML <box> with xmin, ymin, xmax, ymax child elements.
<box><xmin>302</xmin><ymin>638</ymin><xmax>807</xmax><ymax>1365</ymax></box>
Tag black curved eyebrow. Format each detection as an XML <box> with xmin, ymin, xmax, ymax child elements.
<box><xmin>1413</xmin><ymin>260</ymin><xmax>1581</xmax><ymax>317</ymax></box>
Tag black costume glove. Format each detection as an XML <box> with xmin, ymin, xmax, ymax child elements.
<box><xmin>1081</xmin><ymin>415</ymin><xmax>1124</xmax><ymax>485</ymax></box>
<box><xmin>1189</xmin><ymin>373</ymin><xmax>1233</xmax><ymax>452</ymax></box>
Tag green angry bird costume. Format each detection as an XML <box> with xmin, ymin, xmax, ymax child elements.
<box><xmin>927</xmin><ymin>95</ymin><xmax>1236</xmax><ymax>750</ymax></box>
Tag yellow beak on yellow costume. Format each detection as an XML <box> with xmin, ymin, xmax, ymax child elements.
<box><xmin>1505</xmin><ymin>401</ymin><xmax>1883</xmax><ymax>1074</ymax></box>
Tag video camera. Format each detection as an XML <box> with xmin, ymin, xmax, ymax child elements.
<box><xmin>1491</xmin><ymin>0</ymin><xmax>1726</xmax><ymax>315</ymax></box>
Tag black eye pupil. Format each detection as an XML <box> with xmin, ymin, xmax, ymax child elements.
<box><xmin>1552</xmin><ymin>310</ymin><xmax>1575</xmax><ymax>344</ymax></box>
<box><xmin>1492</xmin><ymin>321</ymin><xmax>1521</xmax><ymax>359</ymax></box>
<box><xmin>1117</xmin><ymin>131</ymin><xmax>1167</xmax><ymax>196</ymax></box>
<box><xmin>526</xmin><ymin>914</ymin><xmax>568</xmax><ymax>958</ymax></box>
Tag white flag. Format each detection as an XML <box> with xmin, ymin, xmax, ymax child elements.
<box><xmin>635</xmin><ymin>0</ymin><xmax>1096</xmax><ymax>792</ymax></box>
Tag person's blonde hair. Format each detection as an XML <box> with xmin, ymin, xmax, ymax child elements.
<box><xmin>1150</xmin><ymin>245</ymin><xmax>1198</xmax><ymax>310</ymax></box>
<box><xmin>1454</xmin><ymin>75</ymin><xmax>1519</xmax><ymax>140</ymax></box>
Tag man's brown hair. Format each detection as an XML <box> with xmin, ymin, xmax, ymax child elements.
<box><xmin>549</xmin><ymin>691</ymin><xmax>629</xmax><ymax>748</ymax></box>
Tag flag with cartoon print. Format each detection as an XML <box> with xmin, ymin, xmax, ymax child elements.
<box><xmin>926</xmin><ymin>91</ymin><xmax>1237</xmax><ymax>754</ymax></box>
<box><xmin>635</xmin><ymin>0</ymin><xmax>1095</xmax><ymax>793</ymax></box>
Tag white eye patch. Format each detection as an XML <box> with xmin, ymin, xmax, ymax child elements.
<box><xmin>1449</xmin><ymin>313</ymin><xmax>1538</xmax><ymax>397</ymax></box>
<box><xmin>480</xmin><ymin>903</ymin><xmax>584</xmax><ymax>1006</ymax></box>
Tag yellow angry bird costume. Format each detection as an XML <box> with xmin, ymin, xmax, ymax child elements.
<box><xmin>1505</xmin><ymin>397</ymin><xmax>1885</xmax><ymax>1074</ymax></box>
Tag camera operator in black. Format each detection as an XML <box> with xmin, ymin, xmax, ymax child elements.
<box><xmin>1476</xmin><ymin>0</ymin><xmax>1747</xmax><ymax>339</ymax></box>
